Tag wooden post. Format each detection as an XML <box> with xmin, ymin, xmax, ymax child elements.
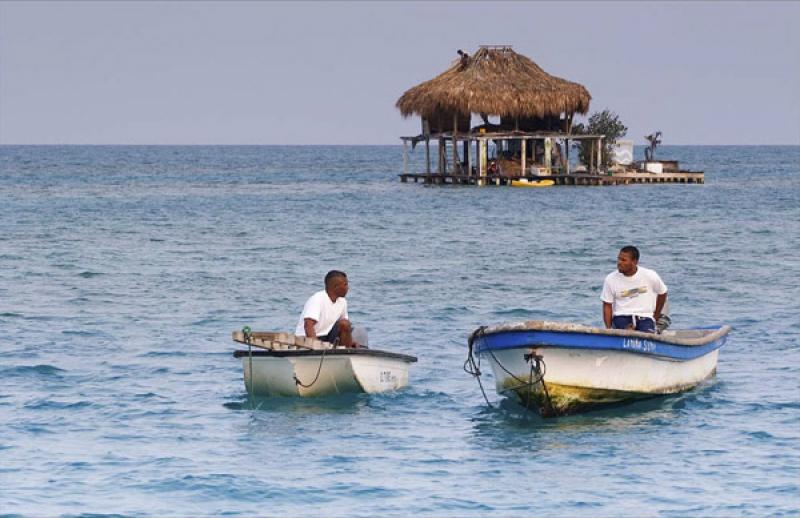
<box><xmin>478</xmin><ymin>138</ymin><xmax>487</xmax><ymax>186</ymax></box>
<box><xmin>425</xmin><ymin>138</ymin><xmax>431</xmax><ymax>174</ymax></box>
<box><xmin>465</xmin><ymin>138</ymin><xmax>471</xmax><ymax>177</ymax></box>
<box><xmin>597</xmin><ymin>136</ymin><xmax>603</xmax><ymax>173</ymax></box>
<box><xmin>589</xmin><ymin>139</ymin><xmax>595</xmax><ymax>174</ymax></box>
<box><xmin>566</xmin><ymin>138</ymin><xmax>570</xmax><ymax>175</ymax></box>
<box><xmin>521</xmin><ymin>138</ymin><xmax>527</xmax><ymax>178</ymax></box>
<box><xmin>403</xmin><ymin>139</ymin><xmax>408</xmax><ymax>176</ymax></box>
<box><xmin>438</xmin><ymin>137</ymin><xmax>444</xmax><ymax>174</ymax></box>
<box><xmin>453</xmin><ymin>113</ymin><xmax>460</xmax><ymax>175</ymax></box>
<box><xmin>544</xmin><ymin>137</ymin><xmax>552</xmax><ymax>175</ymax></box>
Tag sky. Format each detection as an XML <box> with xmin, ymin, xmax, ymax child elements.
<box><xmin>0</xmin><ymin>1</ymin><xmax>798</xmax><ymax>146</ymax></box>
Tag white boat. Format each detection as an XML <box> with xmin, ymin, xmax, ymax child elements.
<box><xmin>232</xmin><ymin>331</ymin><xmax>417</xmax><ymax>397</ymax></box>
<box><xmin>467</xmin><ymin>320</ymin><xmax>730</xmax><ymax>416</ymax></box>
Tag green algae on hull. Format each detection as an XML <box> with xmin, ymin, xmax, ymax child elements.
<box><xmin>507</xmin><ymin>380</ymin><xmax>651</xmax><ymax>417</ymax></box>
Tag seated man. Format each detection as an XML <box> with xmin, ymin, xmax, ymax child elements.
<box><xmin>295</xmin><ymin>270</ymin><xmax>357</xmax><ymax>347</ymax></box>
<box><xmin>602</xmin><ymin>246</ymin><xmax>668</xmax><ymax>333</ymax></box>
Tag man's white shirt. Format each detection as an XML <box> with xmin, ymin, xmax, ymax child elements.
<box><xmin>601</xmin><ymin>266</ymin><xmax>667</xmax><ymax>318</ymax></box>
<box><xmin>295</xmin><ymin>290</ymin><xmax>348</xmax><ymax>336</ymax></box>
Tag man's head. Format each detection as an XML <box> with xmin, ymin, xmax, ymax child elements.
<box><xmin>324</xmin><ymin>270</ymin><xmax>349</xmax><ymax>300</ymax></box>
<box><xmin>617</xmin><ymin>246</ymin><xmax>639</xmax><ymax>276</ymax></box>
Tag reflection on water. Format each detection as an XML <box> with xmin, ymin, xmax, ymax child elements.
<box><xmin>224</xmin><ymin>392</ymin><xmax>368</xmax><ymax>415</ymax></box>
<box><xmin>1</xmin><ymin>145</ymin><xmax>798</xmax><ymax>515</ymax></box>
<box><xmin>470</xmin><ymin>380</ymin><xmax>724</xmax><ymax>449</ymax></box>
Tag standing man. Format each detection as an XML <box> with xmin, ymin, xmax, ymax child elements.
<box><xmin>295</xmin><ymin>270</ymin><xmax>357</xmax><ymax>347</ymax></box>
<box><xmin>602</xmin><ymin>246</ymin><xmax>668</xmax><ymax>333</ymax></box>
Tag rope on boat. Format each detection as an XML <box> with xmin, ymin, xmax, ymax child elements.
<box><xmin>243</xmin><ymin>326</ymin><xmax>255</xmax><ymax>408</ymax></box>
<box><xmin>524</xmin><ymin>352</ymin><xmax>555</xmax><ymax>416</ymax></box>
<box><xmin>465</xmin><ymin>326</ymin><xmax>493</xmax><ymax>408</ymax></box>
<box><xmin>473</xmin><ymin>327</ymin><xmax>556</xmax><ymax>416</ymax></box>
<box><xmin>293</xmin><ymin>347</ymin><xmax>327</xmax><ymax>388</ymax></box>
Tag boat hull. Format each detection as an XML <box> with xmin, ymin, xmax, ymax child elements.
<box><xmin>235</xmin><ymin>349</ymin><xmax>416</xmax><ymax>397</ymax></box>
<box><xmin>484</xmin><ymin>347</ymin><xmax>718</xmax><ymax>415</ymax></box>
<box><xmin>472</xmin><ymin>320</ymin><xmax>729</xmax><ymax>416</ymax></box>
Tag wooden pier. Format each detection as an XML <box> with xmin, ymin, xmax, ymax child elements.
<box><xmin>399</xmin><ymin>170</ymin><xmax>704</xmax><ymax>186</ymax></box>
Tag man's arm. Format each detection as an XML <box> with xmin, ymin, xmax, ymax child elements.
<box><xmin>303</xmin><ymin>318</ymin><xmax>318</xmax><ymax>338</ymax></box>
<box><xmin>603</xmin><ymin>302</ymin><xmax>613</xmax><ymax>329</ymax></box>
<box><xmin>654</xmin><ymin>292</ymin><xmax>667</xmax><ymax>322</ymax></box>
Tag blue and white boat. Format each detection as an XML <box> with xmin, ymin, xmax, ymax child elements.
<box><xmin>467</xmin><ymin>320</ymin><xmax>730</xmax><ymax>416</ymax></box>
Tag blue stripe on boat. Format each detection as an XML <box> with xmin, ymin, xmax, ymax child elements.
<box><xmin>475</xmin><ymin>328</ymin><xmax>728</xmax><ymax>361</ymax></box>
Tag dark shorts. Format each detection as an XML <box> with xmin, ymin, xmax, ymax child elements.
<box><xmin>612</xmin><ymin>315</ymin><xmax>656</xmax><ymax>333</ymax></box>
<box><xmin>318</xmin><ymin>321</ymin><xmax>342</xmax><ymax>344</ymax></box>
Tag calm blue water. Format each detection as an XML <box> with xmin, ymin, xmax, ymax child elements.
<box><xmin>1</xmin><ymin>145</ymin><xmax>798</xmax><ymax>516</ymax></box>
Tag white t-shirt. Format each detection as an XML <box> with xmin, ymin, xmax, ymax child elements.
<box><xmin>295</xmin><ymin>290</ymin><xmax>349</xmax><ymax>337</ymax></box>
<box><xmin>601</xmin><ymin>266</ymin><xmax>667</xmax><ymax>318</ymax></box>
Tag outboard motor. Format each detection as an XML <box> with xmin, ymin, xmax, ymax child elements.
<box><xmin>352</xmin><ymin>326</ymin><xmax>369</xmax><ymax>348</ymax></box>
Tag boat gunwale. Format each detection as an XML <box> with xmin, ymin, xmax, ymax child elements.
<box><xmin>474</xmin><ymin>321</ymin><xmax>730</xmax><ymax>361</ymax></box>
<box><xmin>480</xmin><ymin>320</ymin><xmax>731</xmax><ymax>347</ymax></box>
<box><xmin>233</xmin><ymin>348</ymin><xmax>418</xmax><ymax>363</ymax></box>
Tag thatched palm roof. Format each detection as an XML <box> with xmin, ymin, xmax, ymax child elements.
<box><xmin>396</xmin><ymin>46</ymin><xmax>591</xmax><ymax>121</ymax></box>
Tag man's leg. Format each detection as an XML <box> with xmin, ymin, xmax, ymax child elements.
<box><xmin>335</xmin><ymin>319</ymin><xmax>356</xmax><ymax>347</ymax></box>
<box><xmin>318</xmin><ymin>322</ymin><xmax>339</xmax><ymax>344</ymax></box>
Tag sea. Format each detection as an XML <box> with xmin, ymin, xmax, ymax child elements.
<box><xmin>1</xmin><ymin>145</ymin><xmax>798</xmax><ymax>516</ymax></box>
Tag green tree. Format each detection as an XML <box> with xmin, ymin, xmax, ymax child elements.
<box><xmin>572</xmin><ymin>109</ymin><xmax>628</xmax><ymax>167</ymax></box>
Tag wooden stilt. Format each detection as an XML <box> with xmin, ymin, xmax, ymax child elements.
<box><xmin>452</xmin><ymin>113</ymin><xmax>460</xmax><ymax>174</ymax></box>
<box><xmin>425</xmin><ymin>139</ymin><xmax>431</xmax><ymax>174</ymax></box>
<box><xmin>403</xmin><ymin>140</ymin><xmax>408</xmax><ymax>176</ymax></box>
<box><xmin>597</xmin><ymin>136</ymin><xmax>603</xmax><ymax>173</ymax></box>
<box><xmin>465</xmin><ymin>138</ymin><xmax>471</xmax><ymax>177</ymax></box>
<box><xmin>478</xmin><ymin>138</ymin><xmax>487</xmax><ymax>186</ymax></box>
<box><xmin>544</xmin><ymin>137</ymin><xmax>552</xmax><ymax>175</ymax></box>
<box><xmin>438</xmin><ymin>137</ymin><xmax>444</xmax><ymax>175</ymax></box>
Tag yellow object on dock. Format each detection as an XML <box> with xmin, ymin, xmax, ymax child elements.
<box><xmin>510</xmin><ymin>179</ymin><xmax>555</xmax><ymax>188</ymax></box>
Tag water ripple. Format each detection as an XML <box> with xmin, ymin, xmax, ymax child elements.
<box><xmin>0</xmin><ymin>145</ymin><xmax>798</xmax><ymax>515</ymax></box>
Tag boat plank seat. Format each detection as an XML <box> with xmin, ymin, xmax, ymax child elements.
<box><xmin>232</xmin><ymin>331</ymin><xmax>332</xmax><ymax>351</ymax></box>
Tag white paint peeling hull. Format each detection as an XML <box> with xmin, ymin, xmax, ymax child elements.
<box><xmin>486</xmin><ymin>347</ymin><xmax>719</xmax><ymax>396</ymax></box>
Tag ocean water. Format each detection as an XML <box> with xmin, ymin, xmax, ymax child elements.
<box><xmin>1</xmin><ymin>145</ymin><xmax>798</xmax><ymax>516</ymax></box>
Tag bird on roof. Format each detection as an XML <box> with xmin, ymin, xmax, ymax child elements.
<box><xmin>457</xmin><ymin>49</ymin><xmax>469</xmax><ymax>69</ymax></box>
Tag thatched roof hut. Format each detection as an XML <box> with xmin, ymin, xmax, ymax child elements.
<box><xmin>396</xmin><ymin>46</ymin><xmax>591</xmax><ymax>123</ymax></box>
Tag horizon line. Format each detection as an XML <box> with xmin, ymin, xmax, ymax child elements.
<box><xmin>2</xmin><ymin>143</ymin><xmax>798</xmax><ymax>147</ymax></box>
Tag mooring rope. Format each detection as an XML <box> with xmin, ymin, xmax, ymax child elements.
<box><xmin>524</xmin><ymin>352</ymin><xmax>555</xmax><ymax>416</ymax></box>
<box><xmin>243</xmin><ymin>326</ymin><xmax>255</xmax><ymax>409</ymax></box>
<box><xmin>293</xmin><ymin>347</ymin><xmax>327</xmax><ymax>388</ymax></box>
<box><xmin>477</xmin><ymin>331</ymin><xmax>555</xmax><ymax>416</ymax></box>
<box><xmin>464</xmin><ymin>326</ymin><xmax>493</xmax><ymax>408</ymax></box>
